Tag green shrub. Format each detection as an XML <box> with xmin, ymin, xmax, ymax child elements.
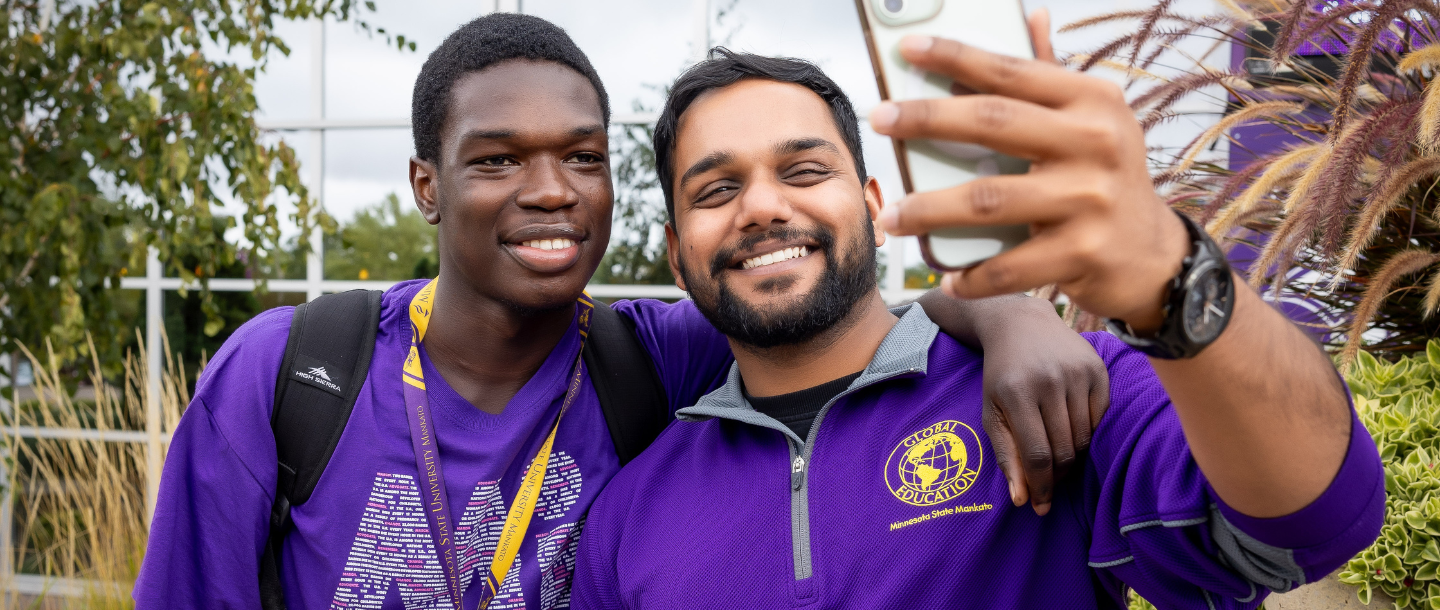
<box><xmin>1338</xmin><ymin>340</ymin><xmax>1440</xmax><ymax>608</ymax></box>
<box><xmin>1128</xmin><ymin>594</ymin><xmax>1158</xmax><ymax>610</ymax></box>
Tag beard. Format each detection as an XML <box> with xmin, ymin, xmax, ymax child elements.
<box><xmin>680</xmin><ymin>217</ymin><xmax>878</xmax><ymax>349</ymax></box>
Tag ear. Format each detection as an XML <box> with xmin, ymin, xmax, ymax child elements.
<box><xmin>863</xmin><ymin>176</ymin><xmax>887</xmax><ymax>248</ymax></box>
<box><xmin>665</xmin><ymin>222</ymin><xmax>688</xmax><ymax>292</ymax></box>
<box><xmin>411</xmin><ymin>156</ymin><xmax>441</xmax><ymax>225</ymax></box>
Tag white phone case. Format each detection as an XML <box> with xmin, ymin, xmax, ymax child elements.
<box><xmin>855</xmin><ymin>0</ymin><xmax>1034</xmax><ymax>269</ymax></box>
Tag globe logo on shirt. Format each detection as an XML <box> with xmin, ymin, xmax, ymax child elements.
<box><xmin>885</xmin><ymin>420</ymin><xmax>983</xmax><ymax>506</ymax></box>
<box><xmin>901</xmin><ymin>432</ymin><xmax>966</xmax><ymax>490</ymax></box>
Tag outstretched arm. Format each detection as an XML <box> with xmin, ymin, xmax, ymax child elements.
<box><xmin>871</xmin><ymin>31</ymin><xmax>1352</xmax><ymax>517</ymax></box>
<box><xmin>1146</xmin><ymin>277</ymin><xmax>1348</xmax><ymax>516</ymax></box>
<box><xmin>916</xmin><ymin>290</ymin><xmax>1108</xmax><ymax>516</ymax></box>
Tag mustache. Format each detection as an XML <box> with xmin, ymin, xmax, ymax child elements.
<box><xmin>708</xmin><ymin>226</ymin><xmax>836</xmax><ymax>278</ymax></box>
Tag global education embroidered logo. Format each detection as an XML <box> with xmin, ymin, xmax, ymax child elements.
<box><xmin>884</xmin><ymin>420</ymin><xmax>983</xmax><ymax>507</ymax></box>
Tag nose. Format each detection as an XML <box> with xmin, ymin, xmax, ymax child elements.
<box><xmin>734</xmin><ymin>177</ymin><xmax>793</xmax><ymax>233</ymax></box>
<box><xmin>515</xmin><ymin>157</ymin><xmax>580</xmax><ymax>212</ymax></box>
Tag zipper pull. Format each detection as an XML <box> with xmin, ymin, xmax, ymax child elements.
<box><xmin>791</xmin><ymin>456</ymin><xmax>806</xmax><ymax>491</ymax></box>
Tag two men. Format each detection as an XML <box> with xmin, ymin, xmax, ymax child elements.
<box><xmin>571</xmin><ymin>27</ymin><xmax>1383</xmax><ymax>610</ymax></box>
<box><xmin>134</xmin><ymin>13</ymin><xmax>1105</xmax><ymax>609</ymax></box>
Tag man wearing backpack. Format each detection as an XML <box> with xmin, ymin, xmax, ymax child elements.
<box><xmin>133</xmin><ymin>13</ymin><xmax>1108</xmax><ymax>610</ymax></box>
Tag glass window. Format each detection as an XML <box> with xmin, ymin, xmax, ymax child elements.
<box><xmin>324</xmin><ymin>1</ymin><xmax>494</xmax><ymax>120</ymax></box>
<box><xmin>322</xmin><ymin>128</ymin><xmax>414</xmax><ymax>222</ymax></box>
<box><xmin>252</xmin><ymin>19</ymin><xmax>315</xmax><ymax>122</ymax></box>
<box><xmin>714</xmin><ymin>0</ymin><xmax>880</xmax><ymax>106</ymax></box>
<box><xmin>526</xmin><ymin>0</ymin><xmax>696</xmax><ymax>113</ymax></box>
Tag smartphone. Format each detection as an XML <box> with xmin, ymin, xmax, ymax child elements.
<box><xmin>856</xmin><ymin>0</ymin><xmax>1034</xmax><ymax>270</ymax></box>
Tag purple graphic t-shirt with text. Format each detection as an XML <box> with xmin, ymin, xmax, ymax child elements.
<box><xmin>133</xmin><ymin>280</ymin><xmax>732</xmax><ymax>609</ymax></box>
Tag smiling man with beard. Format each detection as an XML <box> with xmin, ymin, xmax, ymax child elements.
<box><xmin>569</xmin><ymin>44</ymin><xmax>1384</xmax><ymax>610</ymax></box>
<box><xmin>132</xmin><ymin>13</ymin><xmax>1110</xmax><ymax>610</ymax></box>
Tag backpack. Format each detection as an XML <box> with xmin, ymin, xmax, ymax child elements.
<box><xmin>258</xmin><ymin>289</ymin><xmax>670</xmax><ymax>610</ymax></box>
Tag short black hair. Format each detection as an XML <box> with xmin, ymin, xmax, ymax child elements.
<box><xmin>654</xmin><ymin>48</ymin><xmax>867</xmax><ymax>222</ymax></box>
<box><xmin>412</xmin><ymin>13</ymin><xmax>610</xmax><ymax>163</ymax></box>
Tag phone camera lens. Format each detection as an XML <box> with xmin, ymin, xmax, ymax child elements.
<box><xmin>883</xmin><ymin>0</ymin><xmax>903</xmax><ymax>13</ymax></box>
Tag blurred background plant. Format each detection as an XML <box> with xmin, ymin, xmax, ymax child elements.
<box><xmin>323</xmin><ymin>193</ymin><xmax>439</xmax><ymax>282</ymax></box>
<box><xmin>1065</xmin><ymin>0</ymin><xmax>1440</xmax><ymax>364</ymax></box>
<box><xmin>2</xmin><ymin>332</ymin><xmax>189</xmax><ymax>609</ymax></box>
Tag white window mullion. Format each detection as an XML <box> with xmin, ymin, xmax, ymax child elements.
<box><xmin>144</xmin><ymin>248</ymin><xmax>163</xmax><ymax>527</ymax></box>
<box><xmin>307</xmin><ymin>17</ymin><xmax>327</xmax><ymax>302</ymax></box>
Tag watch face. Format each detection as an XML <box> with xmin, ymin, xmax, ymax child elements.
<box><xmin>1182</xmin><ymin>265</ymin><xmax>1233</xmax><ymax>344</ymax></box>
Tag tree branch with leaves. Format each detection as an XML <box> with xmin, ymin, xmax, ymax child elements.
<box><xmin>0</xmin><ymin>0</ymin><xmax>409</xmax><ymax>365</ymax></box>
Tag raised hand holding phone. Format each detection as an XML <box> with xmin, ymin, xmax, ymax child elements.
<box><xmin>871</xmin><ymin>12</ymin><xmax>1359</xmax><ymax>520</ymax></box>
<box><xmin>857</xmin><ymin>0</ymin><xmax>1038</xmax><ymax>269</ymax></box>
<box><xmin>869</xmin><ymin>16</ymin><xmax>1190</xmax><ymax>333</ymax></box>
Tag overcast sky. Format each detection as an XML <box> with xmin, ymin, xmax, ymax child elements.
<box><xmin>246</xmin><ymin>0</ymin><xmax>1229</xmax><ymax>276</ymax></box>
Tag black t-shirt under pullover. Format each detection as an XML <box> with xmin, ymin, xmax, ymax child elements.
<box><xmin>743</xmin><ymin>371</ymin><xmax>863</xmax><ymax>441</ymax></box>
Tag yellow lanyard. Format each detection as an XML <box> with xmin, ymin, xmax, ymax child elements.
<box><xmin>405</xmin><ymin>278</ymin><xmax>593</xmax><ymax>609</ymax></box>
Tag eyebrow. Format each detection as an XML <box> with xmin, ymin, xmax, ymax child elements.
<box><xmin>676</xmin><ymin>138</ymin><xmax>841</xmax><ymax>191</ymax></box>
<box><xmin>678</xmin><ymin>150</ymin><xmax>735</xmax><ymax>190</ymax></box>
<box><xmin>460</xmin><ymin>128</ymin><xmax>518</xmax><ymax>141</ymax></box>
<box><xmin>774</xmin><ymin>137</ymin><xmax>840</xmax><ymax>157</ymax></box>
<box><xmin>570</xmin><ymin>124</ymin><xmax>604</xmax><ymax>137</ymax></box>
<box><xmin>458</xmin><ymin>123</ymin><xmax>605</xmax><ymax>142</ymax></box>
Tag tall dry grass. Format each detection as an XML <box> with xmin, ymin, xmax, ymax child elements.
<box><xmin>2</xmin><ymin>331</ymin><xmax>192</xmax><ymax>609</ymax></box>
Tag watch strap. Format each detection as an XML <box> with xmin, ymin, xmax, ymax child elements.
<box><xmin>1105</xmin><ymin>211</ymin><xmax>1234</xmax><ymax>360</ymax></box>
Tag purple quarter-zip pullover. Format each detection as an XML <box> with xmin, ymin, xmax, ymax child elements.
<box><xmin>571</xmin><ymin>304</ymin><xmax>1384</xmax><ymax>610</ymax></box>
<box><xmin>134</xmin><ymin>280</ymin><xmax>733</xmax><ymax>610</ymax></box>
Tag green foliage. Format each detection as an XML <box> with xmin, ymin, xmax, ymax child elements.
<box><xmin>163</xmin><ymin>275</ymin><xmax>258</xmax><ymax>380</ymax></box>
<box><xmin>323</xmin><ymin>193</ymin><xmax>438</xmax><ymax>281</ymax></box>
<box><xmin>905</xmin><ymin>264</ymin><xmax>941</xmax><ymax>290</ymax></box>
<box><xmin>1127</xmin><ymin>594</ymin><xmax>1157</xmax><ymax>610</ymax></box>
<box><xmin>1337</xmin><ymin>340</ymin><xmax>1440</xmax><ymax>608</ymax></box>
<box><xmin>0</xmin><ymin>0</ymin><xmax>402</xmax><ymax>364</ymax></box>
<box><xmin>1129</xmin><ymin>593</ymin><xmax>1267</xmax><ymax>610</ymax></box>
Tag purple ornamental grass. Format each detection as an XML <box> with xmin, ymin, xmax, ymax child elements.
<box><xmin>1065</xmin><ymin>0</ymin><xmax>1440</xmax><ymax>364</ymax></box>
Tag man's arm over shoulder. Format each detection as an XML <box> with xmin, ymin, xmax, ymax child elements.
<box><xmin>610</xmin><ymin>298</ymin><xmax>734</xmax><ymax>411</ymax></box>
<box><xmin>1084</xmin><ymin>333</ymin><xmax>1384</xmax><ymax>608</ymax></box>
<box><xmin>133</xmin><ymin>307</ymin><xmax>293</xmax><ymax>608</ymax></box>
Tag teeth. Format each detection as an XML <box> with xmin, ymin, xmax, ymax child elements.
<box><xmin>741</xmin><ymin>245</ymin><xmax>810</xmax><ymax>270</ymax></box>
<box><xmin>521</xmin><ymin>238</ymin><xmax>576</xmax><ymax>250</ymax></box>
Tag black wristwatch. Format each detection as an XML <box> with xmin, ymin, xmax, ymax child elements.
<box><xmin>1105</xmin><ymin>211</ymin><xmax>1235</xmax><ymax>360</ymax></box>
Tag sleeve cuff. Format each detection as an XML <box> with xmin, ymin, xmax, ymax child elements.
<box><xmin>1214</xmin><ymin>406</ymin><xmax>1384</xmax><ymax>549</ymax></box>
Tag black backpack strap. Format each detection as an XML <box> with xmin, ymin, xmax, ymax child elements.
<box><xmin>260</xmin><ymin>289</ymin><xmax>383</xmax><ymax>610</ymax></box>
<box><xmin>583</xmin><ymin>300</ymin><xmax>671</xmax><ymax>466</ymax></box>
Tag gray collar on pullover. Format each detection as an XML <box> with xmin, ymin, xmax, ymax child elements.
<box><xmin>675</xmin><ymin>303</ymin><xmax>941</xmax><ymax>445</ymax></box>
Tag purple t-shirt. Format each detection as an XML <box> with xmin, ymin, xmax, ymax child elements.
<box><xmin>133</xmin><ymin>280</ymin><xmax>732</xmax><ymax>609</ymax></box>
<box><xmin>571</xmin><ymin>305</ymin><xmax>1385</xmax><ymax>609</ymax></box>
